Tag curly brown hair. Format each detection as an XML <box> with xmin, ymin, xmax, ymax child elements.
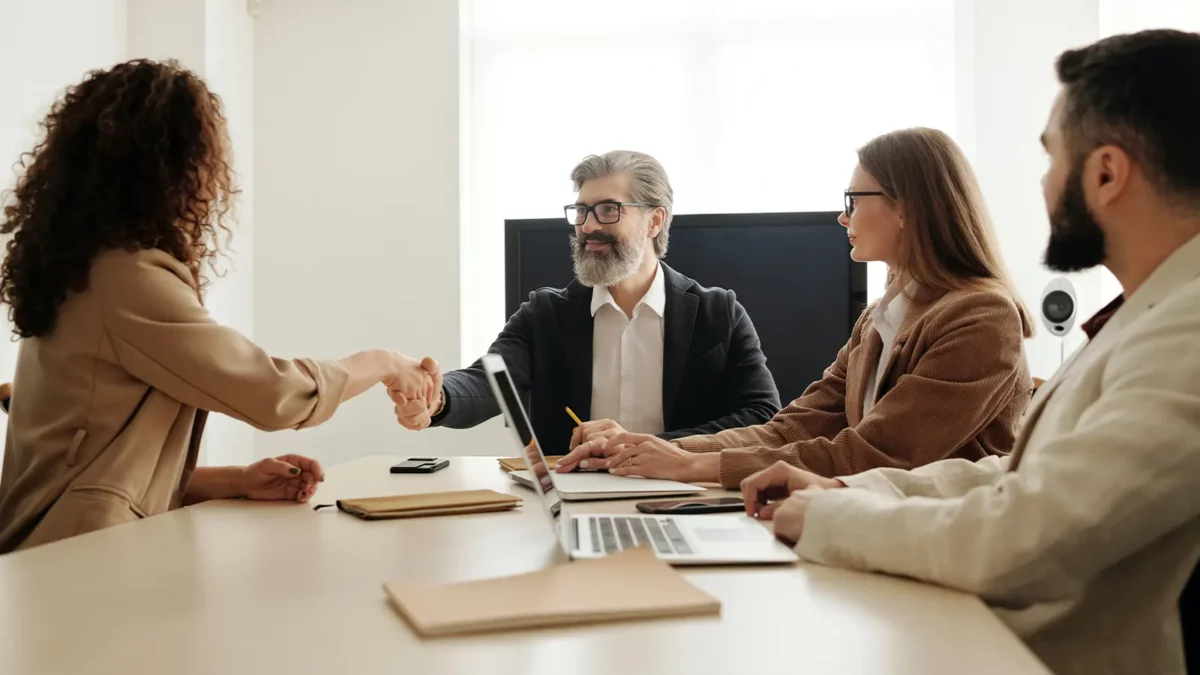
<box><xmin>0</xmin><ymin>58</ymin><xmax>236</xmax><ymax>338</ymax></box>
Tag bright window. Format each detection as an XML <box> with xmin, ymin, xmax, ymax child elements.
<box><xmin>462</xmin><ymin>0</ymin><xmax>957</xmax><ymax>360</ymax></box>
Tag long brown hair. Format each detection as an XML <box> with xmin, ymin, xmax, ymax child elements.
<box><xmin>858</xmin><ymin>127</ymin><xmax>1034</xmax><ymax>337</ymax></box>
<box><xmin>0</xmin><ymin>58</ymin><xmax>235</xmax><ymax>338</ymax></box>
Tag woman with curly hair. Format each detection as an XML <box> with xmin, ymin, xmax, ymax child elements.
<box><xmin>0</xmin><ymin>59</ymin><xmax>437</xmax><ymax>553</ymax></box>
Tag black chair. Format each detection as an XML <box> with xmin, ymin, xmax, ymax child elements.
<box><xmin>1184</xmin><ymin>562</ymin><xmax>1198</xmax><ymax>674</ymax></box>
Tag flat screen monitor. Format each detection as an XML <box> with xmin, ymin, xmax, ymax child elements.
<box><xmin>505</xmin><ymin>211</ymin><xmax>868</xmax><ymax>404</ymax></box>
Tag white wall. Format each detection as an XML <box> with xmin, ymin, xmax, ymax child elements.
<box><xmin>253</xmin><ymin>0</ymin><xmax>502</xmax><ymax>465</ymax></box>
<box><xmin>1101</xmin><ymin>0</ymin><xmax>1200</xmax><ymax>37</ymax></box>
<box><xmin>956</xmin><ymin>0</ymin><xmax>1109</xmax><ymax>380</ymax></box>
<box><xmin>200</xmin><ymin>0</ymin><xmax>257</xmax><ymax>468</ymax></box>
<box><xmin>0</xmin><ymin>0</ymin><xmax>129</xmax><ymax>452</ymax></box>
<box><xmin>126</xmin><ymin>0</ymin><xmax>205</xmax><ymax>70</ymax></box>
<box><xmin>124</xmin><ymin>0</ymin><xmax>257</xmax><ymax>467</ymax></box>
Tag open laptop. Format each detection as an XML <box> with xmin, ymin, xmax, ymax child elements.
<box><xmin>482</xmin><ymin>353</ymin><xmax>798</xmax><ymax>565</ymax></box>
<box><xmin>493</xmin><ymin>362</ymin><xmax>704</xmax><ymax>500</ymax></box>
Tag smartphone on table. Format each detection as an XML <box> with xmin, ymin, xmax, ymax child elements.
<box><xmin>635</xmin><ymin>497</ymin><xmax>744</xmax><ymax>515</ymax></box>
<box><xmin>390</xmin><ymin>458</ymin><xmax>450</xmax><ymax>474</ymax></box>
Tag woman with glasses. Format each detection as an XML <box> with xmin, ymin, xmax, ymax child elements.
<box><xmin>557</xmin><ymin>128</ymin><xmax>1034</xmax><ymax>488</ymax></box>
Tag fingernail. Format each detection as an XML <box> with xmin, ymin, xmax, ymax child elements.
<box><xmin>289</xmin><ymin>467</ymin><xmax>300</xmax><ymax>475</ymax></box>
<box><xmin>580</xmin><ymin>459</ymin><xmax>589</xmax><ymax>470</ymax></box>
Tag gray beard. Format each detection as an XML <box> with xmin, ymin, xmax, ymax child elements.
<box><xmin>571</xmin><ymin>234</ymin><xmax>646</xmax><ymax>287</ymax></box>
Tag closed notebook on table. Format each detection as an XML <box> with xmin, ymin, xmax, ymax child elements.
<box><xmin>384</xmin><ymin>546</ymin><xmax>721</xmax><ymax>637</ymax></box>
<box><xmin>497</xmin><ymin>456</ymin><xmax>563</xmax><ymax>473</ymax></box>
<box><xmin>324</xmin><ymin>489</ymin><xmax>521</xmax><ymax>520</ymax></box>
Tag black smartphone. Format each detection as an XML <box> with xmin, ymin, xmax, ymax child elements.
<box><xmin>635</xmin><ymin>497</ymin><xmax>745</xmax><ymax>515</ymax></box>
<box><xmin>390</xmin><ymin>458</ymin><xmax>450</xmax><ymax>474</ymax></box>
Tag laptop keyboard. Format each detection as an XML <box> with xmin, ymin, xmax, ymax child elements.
<box><xmin>587</xmin><ymin>516</ymin><xmax>693</xmax><ymax>556</ymax></box>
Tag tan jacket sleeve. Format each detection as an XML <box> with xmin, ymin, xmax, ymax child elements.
<box><xmin>714</xmin><ymin>293</ymin><xmax>1026</xmax><ymax>487</ymax></box>
<box><xmin>674</xmin><ymin>322</ymin><xmax>856</xmax><ymax>454</ymax></box>
<box><xmin>95</xmin><ymin>250</ymin><xmax>350</xmax><ymax>431</ymax></box>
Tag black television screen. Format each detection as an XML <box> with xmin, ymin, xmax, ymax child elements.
<box><xmin>505</xmin><ymin>211</ymin><xmax>868</xmax><ymax>405</ymax></box>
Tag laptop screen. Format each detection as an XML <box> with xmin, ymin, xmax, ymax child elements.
<box><xmin>482</xmin><ymin>355</ymin><xmax>563</xmax><ymax>524</ymax></box>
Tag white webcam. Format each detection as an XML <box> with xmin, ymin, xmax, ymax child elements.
<box><xmin>1040</xmin><ymin>277</ymin><xmax>1077</xmax><ymax>338</ymax></box>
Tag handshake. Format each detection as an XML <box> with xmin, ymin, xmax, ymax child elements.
<box><xmin>382</xmin><ymin>353</ymin><xmax>445</xmax><ymax>431</ymax></box>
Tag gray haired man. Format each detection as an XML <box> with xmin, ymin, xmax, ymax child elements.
<box><xmin>394</xmin><ymin>150</ymin><xmax>781</xmax><ymax>459</ymax></box>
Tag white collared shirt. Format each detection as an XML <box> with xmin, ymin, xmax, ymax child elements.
<box><xmin>863</xmin><ymin>281</ymin><xmax>916</xmax><ymax>415</ymax></box>
<box><xmin>590</xmin><ymin>264</ymin><xmax>666</xmax><ymax>434</ymax></box>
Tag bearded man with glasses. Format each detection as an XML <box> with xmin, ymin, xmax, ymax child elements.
<box><xmin>392</xmin><ymin>150</ymin><xmax>780</xmax><ymax>458</ymax></box>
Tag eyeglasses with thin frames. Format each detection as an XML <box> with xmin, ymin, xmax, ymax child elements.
<box><xmin>844</xmin><ymin>190</ymin><xmax>885</xmax><ymax>217</ymax></box>
<box><xmin>564</xmin><ymin>200</ymin><xmax>648</xmax><ymax>226</ymax></box>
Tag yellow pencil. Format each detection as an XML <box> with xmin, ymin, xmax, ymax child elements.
<box><xmin>565</xmin><ymin>406</ymin><xmax>584</xmax><ymax>426</ymax></box>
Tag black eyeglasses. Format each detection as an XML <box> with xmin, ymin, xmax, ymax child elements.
<box><xmin>564</xmin><ymin>200</ymin><xmax>648</xmax><ymax>226</ymax></box>
<box><xmin>844</xmin><ymin>190</ymin><xmax>886</xmax><ymax>217</ymax></box>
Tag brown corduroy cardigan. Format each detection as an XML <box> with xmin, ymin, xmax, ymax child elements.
<box><xmin>676</xmin><ymin>284</ymin><xmax>1033</xmax><ymax>488</ymax></box>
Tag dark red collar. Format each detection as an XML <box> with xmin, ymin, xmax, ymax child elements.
<box><xmin>1082</xmin><ymin>295</ymin><xmax>1124</xmax><ymax>340</ymax></box>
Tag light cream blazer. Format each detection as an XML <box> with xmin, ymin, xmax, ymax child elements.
<box><xmin>795</xmin><ymin>233</ymin><xmax>1200</xmax><ymax>675</ymax></box>
<box><xmin>0</xmin><ymin>249</ymin><xmax>350</xmax><ymax>554</ymax></box>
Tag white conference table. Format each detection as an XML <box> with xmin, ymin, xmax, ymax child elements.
<box><xmin>0</xmin><ymin>455</ymin><xmax>1049</xmax><ymax>675</ymax></box>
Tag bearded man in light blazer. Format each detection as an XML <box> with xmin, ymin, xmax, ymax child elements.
<box><xmin>739</xmin><ymin>29</ymin><xmax>1200</xmax><ymax>675</ymax></box>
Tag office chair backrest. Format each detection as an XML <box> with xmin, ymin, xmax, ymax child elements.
<box><xmin>1183</xmin><ymin>562</ymin><xmax>1198</xmax><ymax>673</ymax></box>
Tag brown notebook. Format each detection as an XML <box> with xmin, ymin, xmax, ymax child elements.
<box><xmin>324</xmin><ymin>489</ymin><xmax>521</xmax><ymax>520</ymax></box>
<box><xmin>497</xmin><ymin>456</ymin><xmax>563</xmax><ymax>473</ymax></box>
<box><xmin>384</xmin><ymin>546</ymin><xmax>721</xmax><ymax>637</ymax></box>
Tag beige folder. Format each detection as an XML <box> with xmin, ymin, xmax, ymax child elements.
<box><xmin>497</xmin><ymin>455</ymin><xmax>563</xmax><ymax>472</ymax></box>
<box><xmin>326</xmin><ymin>489</ymin><xmax>521</xmax><ymax>520</ymax></box>
<box><xmin>384</xmin><ymin>546</ymin><xmax>721</xmax><ymax>637</ymax></box>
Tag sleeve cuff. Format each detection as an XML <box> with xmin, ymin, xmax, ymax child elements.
<box><xmin>675</xmin><ymin>434</ymin><xmax>726</xmax><ymax>454</ymax></box>
<box><xmin>716</xmin><ymin>448</ymin><xmax>776</xmax><ymax>488</ymax></box>
<box><xmin>794</xmin><ymin>488</ymin><xmax>901</xmax><ymax>567</ymax></box>
<box><xmin>429</xmin><ymin>386</ymin><xmax>451</xmax><ymax>426</ymax></box>
<box><xmin>837</xmin><ymin>469</ymin><xmax>910</xmax><ymax>499</ymax></box>
<box><xmin>293</xmin><ymin>358</ymin><xmax>351</xmax><ymax>429</ymax></box>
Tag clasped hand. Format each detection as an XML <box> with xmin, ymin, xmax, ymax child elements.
<box><xmin>556</xmin><ymin>429</ymin><xmax>711</xmax><ymax>483</ymax></box>
<box><xmin>386</xmin><ymin>355</ymin><xmax>443</xmax><ymax>430</ymax></box>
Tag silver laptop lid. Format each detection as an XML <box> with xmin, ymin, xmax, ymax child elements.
<box><xmin>480</xmin><ymin>354</ymin><xmax>565</xmax><ymax>536</ymax></box>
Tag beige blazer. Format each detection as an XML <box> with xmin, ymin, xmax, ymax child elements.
<box><xmin>797</xmin><ymin>233</ymin><xmax>1200</xmax><ymax>675</ymax></box>
<box><xmin>0</xmin><ymin>249</ymin><xmax>350</xmax><ymax>554</ymax></box>
<box><xmin>676</xmin><ymin>284</ymin><xmax>1033</xmax><ymax>487</ymax></box>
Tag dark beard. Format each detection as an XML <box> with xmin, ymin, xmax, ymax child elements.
<box><xmin>1044</xmin><ymin>163</ymin><xmax>1107</xmax><ymax>272</ymax></box>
